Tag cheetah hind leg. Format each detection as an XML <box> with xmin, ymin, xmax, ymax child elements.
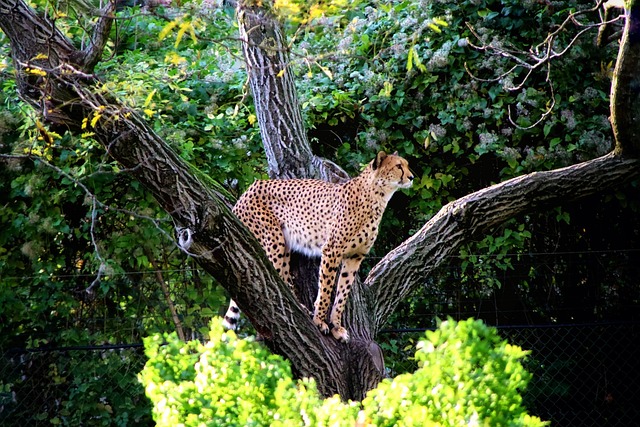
<box><xmin>313</xmin><ymin>250</ymin><xmax>342</xmax><ymax>336</ymax></box>
<box><xmin>222</xmin><ymin>218</ymin><xmax>292</xmax><ymax>332</ymax></box>
<box><xmin>328</xmin><ymin>255</ymin><xmax>363</xmax><ymax>343</ymax></box>
<box><xmin>331</xmin><ymin>326</ymin><xmax>349</xmax><ymax>343</ymax></box>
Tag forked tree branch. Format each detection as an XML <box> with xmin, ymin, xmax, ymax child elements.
<box><xmin>365</xmin><ymin>152</ymin><xmax>640</xmax><ymax>333</ymax></box>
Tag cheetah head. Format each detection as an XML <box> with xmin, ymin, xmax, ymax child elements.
<box><xmin>372</xmin><ymin>151</ymin><xmax>414</xmax><ymax>189</ymax></box>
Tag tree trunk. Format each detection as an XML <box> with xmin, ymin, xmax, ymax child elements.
<box><xmin>236</xmin><ymin>0</ymin><xmax>384</xmax><ymax>399</ymax></box>
<box><xmin>1</xmin><ymin>0</ymin><xmax>639</xmax><ymax>402</ymax></box>
<box><xmin>610</xmin><ymin>1</ymin><xmax>640</xmax><ymax>157</ymax></box>
<box><xmin>235</xmin><ymin>1</ymin><xmax>349</xmax><ymax>183</ymax></box>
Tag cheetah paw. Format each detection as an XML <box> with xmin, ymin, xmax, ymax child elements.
<box><xmin>331</xmin><ymin>327</ymin><xmax>350</xmax><ymax>343</ymax></box>
<box><xmin>313</xmin><ymin>317</ymin><xmax>330</xmax><ymax>335</ymax></box>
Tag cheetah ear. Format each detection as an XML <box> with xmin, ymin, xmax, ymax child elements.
<box><xmin>373</xmin><ymin>151</ymin><xmax>387</xmax><ymax>170</ymax></box>
<box><xmin>392</xmin><ymin>151</ymin><xmax>398</xmax><ymax>156</ymax></box>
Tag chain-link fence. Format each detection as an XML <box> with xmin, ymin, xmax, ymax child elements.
<box><xmin>503</xmin><ymin>322</ymin><xmax>640</xmax><ymax>426</ymax></box>
<box><xmin>0</xmin><ymin>344</ymin><xmax>153</xmax><ymax>426</ymax></box>
<box><xmin>1</xmin><ymin>322</ymin><xmax>638</xmax><ymax>426</ymax></box>
<box><xmin>378</xmin><ymin>321</ymin><xmax>640</xmax><ymax>427</ymax></box>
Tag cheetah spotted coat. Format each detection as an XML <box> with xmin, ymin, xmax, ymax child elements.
<box><xmin>223</xmin><ymin>151</ymin><xmax>413</xmax><ymax>342</ymax></box>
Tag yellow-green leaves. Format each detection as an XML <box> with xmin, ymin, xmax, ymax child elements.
<box><xmin>159</xmin><ymin>17</ymin><xmax>201</xmax><ymax>49</ymax></box>
<box><xmin>362</xmin><ymin>318</ymin><xmax>547</xmax><ymax>427</ymax></box>
<box><xmin>140</xmin><ymin>319</ymin><xmax>546</xmax><ymax>427</ymax></box>
<box><xmin>407</xmin><ymin>46</ymin><xmax>427</xmax><ymax>73</ymax></box>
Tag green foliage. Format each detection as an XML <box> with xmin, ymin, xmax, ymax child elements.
<box><xmin>139</xmin><ymin>321</ymin><xmax>360</xmax><ymax>427</ymax></box>
<box><xmin>2</xmin><ymin>0</ymin><xmax>633</xmax><ymax>348</ymax></box>
<box><xmin>363</xmin><ymin>318</ymin><xmax>546</xmax><ymax>426</ymax></box>
<box><xmin>140</xmin><ymin>318</ymin><xmax>546</xmax><ymax>426</ymax></box>
<box><xmin>1</xmin><ymin>348</ymin><xmax>152</xmax><ymax>426</ymax></box>
<box><xmin>1</xmin><ymin>3</ymin><xmax>244</xmax><ymax>422</ymax></box>
<box><xmin>459</xmin><ymin>223</ymin><xmax>533</xmax><ymax>289</ymax></box>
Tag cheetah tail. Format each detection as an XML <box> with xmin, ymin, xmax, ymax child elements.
<box><xmin>222</xmin><ymin>299</ymin><xmax>241</xmax><ymax>330</ymax></box>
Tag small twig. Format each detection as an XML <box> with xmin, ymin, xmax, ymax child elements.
<box><xmin>147</xmin><ymin>249</ymin><xmax>186</xmax><ymax>341</ymax></box>
<box><xmin>508</xmin><ymin>79</ymin><xmax>556</xmax><ymax>130</ymax></box>
<box><xmin>463</xmin><ymin>1</ymin><xmax>624</xmax><ymax>129</ymax></box>
<box><xmin>86</xmin><ymin>196</ymin><xmax>106</xmax><ymax>294</ymax></box>
<box><xmin>465</xmin><ymin>0</ymin><xmax>622</xmax><ymax>78</ymax></box>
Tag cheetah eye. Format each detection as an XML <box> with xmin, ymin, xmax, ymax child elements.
<box><xmin>396</xmin><ymin>164</ymin><xmax>402</xmax><ymax>169</ymax></box>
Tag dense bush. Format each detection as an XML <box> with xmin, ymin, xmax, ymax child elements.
<box><xmin>363</xmin><ymin>318</ymin><xmax>545</xmax><ymax>426</ymax></box>
<box><xmin>139</xmin><ymin>318</ymin><xmax>547</xmax><ymax>426</ymax></box>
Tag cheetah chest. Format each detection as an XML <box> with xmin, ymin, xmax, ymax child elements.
<box><xmin>326</xmin><ymin>192</ymin><xmax>385</xmax><ymax>256</ymax></box>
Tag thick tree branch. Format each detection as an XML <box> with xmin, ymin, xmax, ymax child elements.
<box><xmin>236</xmin><ymin>0</ymin><xmax>348</xmax><ymax>183</ymax></box>
<box><xmin>366</xmin><ymin>152</ymin><xmax>640</xmax><ymax>333</ymax></box>
<box><xmin>235</xmin><ymin>2</ymin><xmax>383</xmax><ymax>398</ymax></box>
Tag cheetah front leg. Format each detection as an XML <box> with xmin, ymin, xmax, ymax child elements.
<box><xmin>313</xmin><ymin>246</ymin><xmax>341</xmax><ymax>335</ymax></box>
<box><xmin>329</xmin><ymin>254</ymin><xmax>364</xmax><ymax>343</ymax></box>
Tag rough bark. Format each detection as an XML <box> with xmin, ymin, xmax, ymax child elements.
<box><xmin>365</xmin><ymin>153</ymin><xmax>640</xmax><ymax>333</ymax></box>
<box><xmin>1</xmin><ymin>0</ymin><xmax>639</xmax><ymax>402</ymax></box>
<box><xmin>235</xmin><ymin>0</ymin><xmax>349</xmax><ymax>183</ymax></box>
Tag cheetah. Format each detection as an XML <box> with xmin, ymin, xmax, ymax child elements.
<box><xmin>222</xmin><ymin>151</ymin><xmax>413</xmax><ymax>342</ymax></box>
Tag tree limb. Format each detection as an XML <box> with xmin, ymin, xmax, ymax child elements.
<box><xmin>366</xmin><ymin>152</ymin><xmax>640</xmax><ymax>333</ymax></box>
<box><xmin>236</xmin><ymin>0</ymin><xmax>349</xmax><ymax>182</ymax></box>
<box><xmin>80</xmin><ymin>0</ymin><xmax>117</xmax><ymax>72</ymax></box>
<box><xmin>147</xmin><ymin>249</ymin><xmax>186</xmax><ymax>341</ymax></box>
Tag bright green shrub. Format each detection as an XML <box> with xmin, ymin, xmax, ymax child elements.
<box><xmin>139</xmin><ymin>318</ymin><xmax>546</xmax><ymax>426</ymax></box>
<box><xmin>139</xmin><ymin>321</ymin><xmax>360</xmax><ymax>427</ymax></box>
<box><xmin>362</xmin><ymin>318</ymin><xmax>548</xmax><ymax>426</ymax></box>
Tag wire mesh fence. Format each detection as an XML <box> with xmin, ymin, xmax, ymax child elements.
<box><xmin>1</xmin><ymin>322</ymin><xmax>638</xmax><ymax>426</ymax></box>
<box><xmin>0</xmin><ymin>344</ymin><xmax>153</xmax><ymax>426</ymax></box>
<box><xmin>379</xmin><ymin>321</ymin><xmax>640</xmax><ymax>427</ymax></box>
<box><xmin>503</xmin><ymin>322</ymin><xmax>640</xmax><ymax>426</ymax></box>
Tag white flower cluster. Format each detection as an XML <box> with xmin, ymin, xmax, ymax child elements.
<box><xmin>427</xmin><ymin>41</ymin><xmax>453</xmax><ymax>70</ymax></box>
<box><xmin>429</xmin><ymin>123</ymin><xmax>447</xmax><ymax>139</ymax></box>
<box><xmin>561</xmin><ymin>109</ymin><xmax>577</xmax><ymax>131</ymax></box>
<box><xmin>477</xmin><ymin>131</ymin><xmax>500</xmax><ymax>152</ymax></box>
